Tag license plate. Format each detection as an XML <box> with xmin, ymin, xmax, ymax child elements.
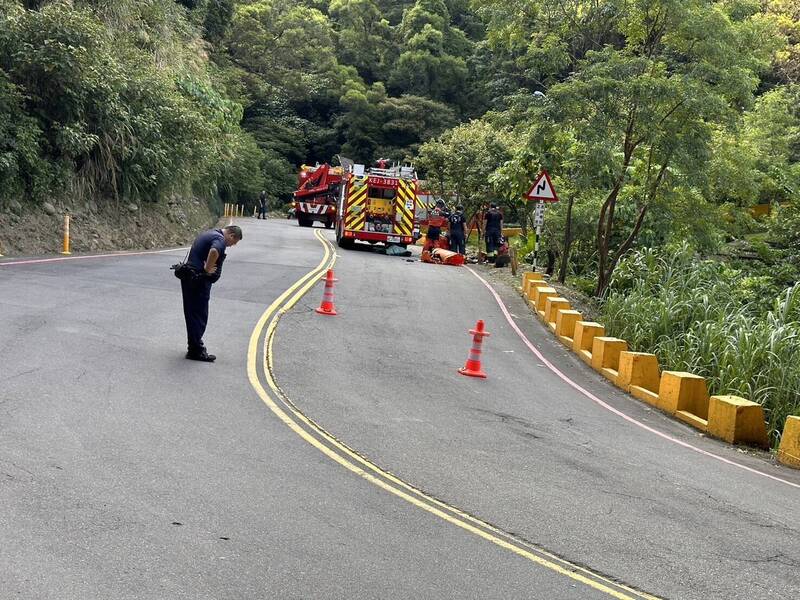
<box><xmin>387</xmin><ymin>236</ymin><xmax>401</xmax><ymax>243</ymax></box>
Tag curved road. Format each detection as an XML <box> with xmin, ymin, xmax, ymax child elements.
<box><xmin>1</xmin><ymin>219</ymin><xmax>798</xmax><ymax>599</ymax></box>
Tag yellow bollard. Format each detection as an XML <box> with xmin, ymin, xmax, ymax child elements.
<box><xmin>61</xmin><ymin>214</ymin><xmax>71</xmax><ymax>255</ymax></box>
<box><xmin>223</xmin><ymin>203</ymin><xmax>228</xmax><ymax>217</ymax></box>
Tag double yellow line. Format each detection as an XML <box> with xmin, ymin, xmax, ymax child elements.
<box><xmin>246</xmin><ymin>229</ymin><xmax>660</xmax><ymax>600</ymax></box>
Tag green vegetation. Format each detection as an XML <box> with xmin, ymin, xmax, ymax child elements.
<box><xmin>411</xmin><ymin>1</ymin><xmax>800</xmax><ymax>443</ymax></box>
<box><xmin>0</xmin><ymin>0</ymin><xmax>262</xmax><ymax>206</ymax></box>
<box><xmin>1</xmin><ymin>0</ymin><xmax>485</xmax><ymax>209</ymax></box>
<box><xmin>1</xmin><ymin>1</ymin><xmax>799</xmax><ymax>440</ymax></box>
<box><xmin>604</xmin><ymin>245</ymin><xmax>800</xmax><ymax>444</ymax></box>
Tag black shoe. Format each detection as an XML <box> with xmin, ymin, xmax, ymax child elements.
<box><xmin>186</xmin><ymin>351</ymin><xmax>216</xmax><ymax>362</ymax></box>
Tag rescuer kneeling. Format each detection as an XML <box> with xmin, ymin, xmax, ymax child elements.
<box><xmin>423</xmin><ymin>200</ymin><xmax>449</xmax><ymax>253</ymax></box>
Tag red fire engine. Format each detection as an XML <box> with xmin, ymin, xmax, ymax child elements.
<box><xmin>293</xmin><ymin>163</ymin><xmax>343</xmax><ymax>228</ymax></box>
<box><xmin>335</xmin><ymin>162</ymin><xmax>422</xmax><ymax>249</ymax></box>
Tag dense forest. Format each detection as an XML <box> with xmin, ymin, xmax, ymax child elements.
<box><xmin>1</xmin><ymin>0</ymin><xmax>799</xmax><ymax>440</ymax></box>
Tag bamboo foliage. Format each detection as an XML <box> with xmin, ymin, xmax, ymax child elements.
<box><xmin>604</xmin><ymin>245</ymin><xmax>800</xmax><ymax>445</ymax></box>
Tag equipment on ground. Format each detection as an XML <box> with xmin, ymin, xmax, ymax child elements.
<box><xmin>293</xmin><ymin>163</ymin><xmax>343</xmax><ymax>229</ymax></box>
<box><xmin>335</xmin><ymin>161</ymin><xmax>422</xmax><ymax>249</ymax></box>
<box><xmin>421</xmin><ymin>247</ymin><xmax>465</xmax><ymax>266</ymax></box>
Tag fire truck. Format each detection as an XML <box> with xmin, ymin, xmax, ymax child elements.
<box><xmin>335</xmin><ymin>161</ymin><xmax>422</xmax><ymax>249</ymax></box>
<box><xmin>292</xmin><ymin>163</ymin><xmax>343</xmax><ymax>228</ymax></box>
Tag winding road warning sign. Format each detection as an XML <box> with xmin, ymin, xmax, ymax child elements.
<box><xmin>526</xmin><ymin>171</ymin><xmax>559</xmax><ymax>203</ymax></box>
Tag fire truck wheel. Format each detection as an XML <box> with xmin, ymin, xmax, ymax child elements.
<box><xmin>337</xmin><ymin>236</ymin><xmax>354</xmax><ymax>249</ymax></box>
<box><xmin>298</xmin><ymin>215</ymin><xmax>312</xmax><ymax>227</ymax></box>
<box><xmin>325</xmin><ymin>220</ymin><xmax>333</xmax><ymax>229</ymax></box>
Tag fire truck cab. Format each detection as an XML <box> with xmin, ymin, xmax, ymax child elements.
<box><xmin>335</xmin><ymin>162</ymin><xmax>421</xmax><ymax>249</ymax></box>
<box><xmin>293</xmin><ymin>163</ymin><xmax>343</xmax><ymax>228</ymax></box>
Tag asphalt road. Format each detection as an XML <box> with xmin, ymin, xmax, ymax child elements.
<box><xmin>1</xmin><ymin>218</ymin><xmax>799</xmax><ymax>599</ymax></box>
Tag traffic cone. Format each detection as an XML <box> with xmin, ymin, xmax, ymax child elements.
<box><xmin>315</xmin><ymin>269</ymin><xmax>338</xmax><ymax>316</ymax></box>
<box><xmin>458</xmin><ymin>320</ymin><xmax>490</xmax><ymax>378</ymax></box>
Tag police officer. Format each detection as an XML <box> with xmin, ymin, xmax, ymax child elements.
<box><xmin>448</xmin><ymin>204</ymin><xmax>467</xmax><ymax>255</ymax></box>
<box><xmin>484</xmin><ymin>203</ymin><xmax>503</xmax><ymax>259</ymax></box>
<box><xmin>181</xmin><ymin>225</ymin><xmax>242</xmax><ymax>362</ymax></box>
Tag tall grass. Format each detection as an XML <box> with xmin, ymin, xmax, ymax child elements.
<box><xmin>603</xmin><ymin>244</ymin><xmax>800</xmax><ymax>446</ymax></box>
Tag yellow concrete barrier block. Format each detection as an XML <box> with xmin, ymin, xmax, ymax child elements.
<box><xmin>707</xmin><ymin>395</ymin><xmax>769</xmax><ymax>448</ymax></box>
<box><xmin>555</xmin><ymin>310</ymin><xmax>582</xmax><ymax>346</ymax></box>
<box><xmin>616</xmin><ymin>352</ymin><xmax>660</xmax><ymax>397</ymax></box>
<box><xmin>778</xmin><ymin>416</ymin><xmax>800</xmax><ymax>468</ymax></box>
<box><xmin>590</xmin><ymin>337</ymin><xmax>628</xmax><ymax>382</ymax></box>
<box><xmin>522</xmin><ymin>272</ymin><xmax>544</xmax><ymax>296</ymax></box>
<box><xmin>544</xmin><ymin>297</ymin><xmax>570</xmax><ymax>328</ymax></box>
<box><xmin>526</xmin><ymin>279</ymin><xmax>549</xmax><ymax>301</ymax></box>
<box><xmin>658</xmin><ymin>371</ymin><xmax>709</xmax><ymax>431</ymax></box>
<box><xmin>572</xmin><ymin>322</ymin><xmax>604</xmax><ymax>365</ymax></box>
<box><xmin>529</xmin><ymin>281</ymin><xmax>549</xmax><ymax>302</ymax></box>
<box><xmin>631</xmin><ymin>384</ymin><xmax>660</xmax><ymax>407</ymax></box>
<box><xmin>534</xmin><ymin>287</ymin><xmax>557</xmax><ymax>314</ymax></box>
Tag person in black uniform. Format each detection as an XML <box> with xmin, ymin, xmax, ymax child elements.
<box><xmin>181</xmin><ymin>225</ymin><xmax>242</xmax><ymax>362</ymax></box>
<box><xmin>484</xmin><ymin>202</ymin><xmax>503</xmax><ymax>259</ymax></box>
<box><xmin>257</xmin><ymin>190</ymin><xmax>267</xmax><ymax>219</ymax></box>
<box><xmin>448</xmin><ymin>204</ymin><xmax>467</xmax><ymax>255</ymax></box>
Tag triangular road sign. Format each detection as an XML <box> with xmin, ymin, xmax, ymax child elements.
<box><xmin>526</xmin><ymin>170</ymin><xmax>559</xmax><ymax>202</ymax></box>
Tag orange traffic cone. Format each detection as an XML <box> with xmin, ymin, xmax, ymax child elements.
<box><xmin>458</xmin><ymin>320</ymin><xmax>490</xmax><ymax>378</ymax></box>
<box><xmin>315</xmin><ymin>269</ymin><xmax>338</xmax><ymax>316</ymax></box>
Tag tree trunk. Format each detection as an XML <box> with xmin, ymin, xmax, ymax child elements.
<box><xmin>546</xmin><ymin>249</ymin><xmax>556</xmax><ymax>276</ymax></box>
<box><xmin>558</xmin><ymin>196</ymin><xmax>574</xmax><ymax>283</ymax></box>
<box><xmin>594</xmin><ymin>203</ymin><xmax>649</xmax><ymax>297</ymax></box>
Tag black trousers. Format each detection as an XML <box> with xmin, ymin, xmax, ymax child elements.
<box><xmin>181</xmin><ymin>278</ymin><xmax>212</xmax><ymax>353</ymax></box>
<box><xmin>450</xmin><ymin>234</ymin><xmax>465</xmax><ymax>255</ymax></box>
<box><xmin>485</xmin><ymin>230</ymin><xmax>501</xmax><ymax>254</ymax></box>
<box><xmin>258</xmin><ymin>205</ymin><xmax>266</xmax><ymax>219</ymax></box>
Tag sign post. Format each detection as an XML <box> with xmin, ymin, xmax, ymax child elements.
<box><xmin>525</xmin><ymin>170</ymin><xmax>559</xmax><ymax>272</ymax></box>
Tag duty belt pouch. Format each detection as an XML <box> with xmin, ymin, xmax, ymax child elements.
<box><xmin>171</xmin><ymin>249</ymin><xmax>202</xmax><ymax>281</ymax></box>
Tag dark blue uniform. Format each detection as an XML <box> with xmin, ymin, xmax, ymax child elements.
<box><xmin>448</xmin><ymin>211</ymin><xmax>466</xmax><ymax>254</ymax></box>
<box><xmin>485</xmin><ymin>208</ymin><xmax>503</xmax><ymax>254</ymax></box>
<box><xmin>182</xmin><ymin>229</ymin><xmax>226</xmax><ymax>356</ymax></box>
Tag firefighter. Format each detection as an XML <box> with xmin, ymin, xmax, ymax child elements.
<box><xmin>484</xmin><ymin>202</ymin><xmax>503</xmax><ymax>260</ymax></box>
<box><xmin>424</xmin><ymin>200</ymin><xmax>449</xmax><ymax>253</ymax></box>
<box><xmin>448</xmin><ymin>204</ymin><xmax>467</xmax><ymax>255</ymax></box>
